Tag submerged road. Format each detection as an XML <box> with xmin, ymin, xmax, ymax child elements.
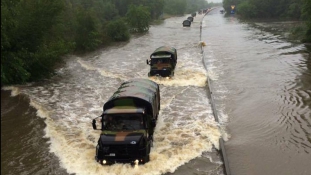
<box><xmin>2</xmin><ymin>7</ymin><xmax>311</xmax><ymax>175</ymax></box>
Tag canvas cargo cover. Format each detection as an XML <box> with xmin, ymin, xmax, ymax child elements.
<box><xmin>150</xmin><ymin>46</ymin><xmax>177</xmax><ymax>61</ymax></box>
<box><xmin>103</xmin><ymin>79</ymin><xmax>160</xmax><ymax>117</ymax></box>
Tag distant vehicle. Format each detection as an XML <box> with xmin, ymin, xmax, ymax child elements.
<box><xmin>92</xmin><ymin>78</ymin><xmax>160</xmax><ymax>165</ymax></box>
<box><xmin>231</xmin><ymin>5</ymin><xmax>236</xmax><ymax>14</ymax></box>
<box><xmin>187</xmin><ymin>16</ymin><xmax>194</xmax><ymax>22</ymax></box>
<box><xmin>191</xmin><ymin>12</ymin><xmax>196</xmax><ymax>17</ymax></box>
<box><xmin>220</xmin><ymin>10</ymin><xmax>225</xmax><ymax>14</ymax></box>
<box><xmin>183</xmin><ymin>20</ymin><xmax>191</xmax><ymax>27</ymax></box>
<box><xmin>147</xmin><ymin>46</ymin><xmax>177</xmax><ymax>78</ymax></box>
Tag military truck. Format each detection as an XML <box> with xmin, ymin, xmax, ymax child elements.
<box><xmin>92</xmin><ymin>78</ymin><xmax>160</xmax><ymax>165</ymax></box>
<box><xmin>146</xmin><ymin>46</ymin><xmax>177</xmax><ymax>78</ymax></box>
<box><xmin>183</xmin><ymin>20</ymin><xmax>191</xmax><ymax>27</ymax></box>
<box><xmin>187</xmin><ymin>16</ymin><xmax>194</xmax><ymax>22</ymax></box>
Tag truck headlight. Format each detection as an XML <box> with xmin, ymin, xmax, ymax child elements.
<box><xmin>135</xmin><ymin>159</ymin><xmax>139</xmax><ymax>165</ymax></box>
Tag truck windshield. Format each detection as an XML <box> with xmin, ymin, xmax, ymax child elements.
<box><xmin>103</xmin><ymin>114</ymin><xmax>144</xmax><ymax>131</ymax></box>
<box><xmin>151</xmin><ymin>58</ymin><xmax>170</xmax><ymax>64</ymax></box>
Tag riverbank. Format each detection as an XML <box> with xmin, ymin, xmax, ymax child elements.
<box><xmin>248</xmin><ymin>20</ymin><xmax>311</xmax><ymax>62</ymax></box>
<box><xmin>246</xmin><ymin>20</ymin><xmax>308</xmax><ymax>43</ymax></box>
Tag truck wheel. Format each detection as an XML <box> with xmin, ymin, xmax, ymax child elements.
<box><xmin>150</xmin><ymin>140</ymin><xmax>153</xmax><ymax>147</ymax></box>
<box><xmin>143</xmin><ymin>155</ymin><xmax>150</xmax><ymax>163</ymax></box>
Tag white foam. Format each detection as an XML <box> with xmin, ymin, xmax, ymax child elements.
<box><xmin>2</xmin><ymin>86</ymin><xmax>20</xmax><ymax>96</ymax></box>
<box><xmin>21</xmin><ymin>82</ymin><xmax>221</xmax><ymax>175</ymax></box>
<box><xmin>78</xmin><ymin>59</ymin><xmax>128</xmax><ymax>81</ymax></box>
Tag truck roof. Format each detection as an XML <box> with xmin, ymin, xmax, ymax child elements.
<box><xmin>103</xmin><ymin>108</ymin><xmax>145</xmax><ymax>114</ymax></box>
<box><xmin>150</xmin><ymin>55</ymin><xmax>171</xmax><ymax>59</ymax></box>
<box><xmin>150</xmin><ymin>46</ymin><xmax>177</xmax><ymax>61</ymax></box>
<box><xmin>103</xmin><ymin>79</ymin><xmax>160</xmax><ymax>117</ymax></box>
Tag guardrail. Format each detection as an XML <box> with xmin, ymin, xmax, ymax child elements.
<box><xmin>199</xmin><ymin>8</ymin><xmax>231</xmax><ymax>175</ymax></box>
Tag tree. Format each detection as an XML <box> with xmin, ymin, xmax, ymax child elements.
<box><xmin>237</xmin><ymin>1</ymin><xmax>258</xmax><ymax>19</ymax></box>
<box><xmin>75</xmin><ymin>9</ymin><xmax>102</xmax><ymax>51</ymax></box>
<box><xmin>185</xmin><ymin>0</ymin><xmax>209</xmax><ymax>14</ymax></box>
<box><xmin>302</xmin><ymin>0</ymin><xmax>311</xmax><ymax>42</ymax></box>
<box><xmin>1</xmin><ymin>0</ymin><xmax>168</xmax><ymax>85</ymax></box>
<box><xmin>106</xmin><ymin>19</ymin><xmax>130</xmax><ymax>41</ymax></box>
<box><xmin>164</xmin><ymin>0</ymin><xmax>187</xmax><ymax>15</ymax></box>
<box><xmin>1</xmin><ymin>0</ymin><xmax>69</xmax><ymax>84</ymax></box>
<box><xmin>146</xmin><ymin>0</ymin><xmax>165</xmax><ymax>19</ymax></box>
<box><xmin>126</xmin><ymin>5</ymin><xmax>151</xmax><ymax>32</ymax></box>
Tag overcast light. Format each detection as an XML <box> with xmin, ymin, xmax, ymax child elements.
<box><xmin>208</xmin><ymin>0</ymin><xmax>222</xmax><ymax>3</ymax></box>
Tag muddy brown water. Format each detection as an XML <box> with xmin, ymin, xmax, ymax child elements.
<box><xmin>1</xmin><ymin>8</ymin><xmax>310</xmax><ymax>175</ymax></box>
<box><xmin>202</xmin><ymin>10</ymin><xmax>311</xmax><ymax>175</ymax></box>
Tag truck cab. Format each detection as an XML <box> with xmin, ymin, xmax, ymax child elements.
<box><xmin>147</xmin><ymin>46</ymin><xmax>177</xmax><ymax>78</ymax></box>
<box><xmin>92</xmin><ymin>79</ymin><xmax>160</xmax><ymax>165</ymax></box>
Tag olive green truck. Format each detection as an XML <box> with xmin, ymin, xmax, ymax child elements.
<box><xmin>92</xmin><ymin>78</ymin><xmax>160</xmax><ymax>165</ymax></box>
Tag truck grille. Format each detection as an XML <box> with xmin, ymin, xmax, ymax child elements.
<box><xmin>105</xmin><ymin>144</ymin><xmax>139</xmax><ymax>155</ymax></box>
<box><xmin>150</xmin><ymin>69</ymin><xmax>171</xmax><ymax>77</ymax></box>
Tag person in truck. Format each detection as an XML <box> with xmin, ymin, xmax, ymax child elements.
<box><xmin>104</xmin><ymin>115</ymin><xmax>119</xmax><ymax>130</ymax></box>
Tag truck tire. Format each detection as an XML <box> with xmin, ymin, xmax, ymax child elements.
<box><xmin>143</xmin><ymin>155</ymin><xmax>150</xmax><ymax>163</ymax></box>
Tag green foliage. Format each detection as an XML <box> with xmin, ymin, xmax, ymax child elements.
<box><xmin>111</xmin><ymin>0</ymin><xmax>164</xmax><ymax>19</ymax></box>
<box><xmin>185</xmin><ymin>0</ymin><xmax>209</xmax><ymax>14</ymax></box>
<box><xmin>225</xmin><ymin>0</ymin><xmax>304</xmax><ymax>19</ymax></box>
<box><xmin>75</xmin><ymin>9</ymin><xmax>102</xmax><ymax>51</ymax></box>
<box><xmin>26</xmin><ymin>40</ymin><xmax>71</xmax><ymax>81</ymax></box>
<box><xmin>236</xmin><ymin>1</ymin><xmax>258</xmax><ymax>19</ymax></box>
<box><xmin>301</xmin><ymin>0</ymin><xmax>311</xmax><ymax>42</ymax></box>
<box><xmin>126</xmin><ymin>5</ymin><xmax>151</xmax><ymax>33</ymax></box>
<box><xmin>285</xmin><ymin>2</ymin><xmax>301</xmax><ymax>19</ymax></box>
<box><xmin>147</xmin><ymin>0</ymin><xmax>165</xmax><ymax>19</ymax></box>
<box><xmin>223</xmin><ymin>0</ymin><xmax>311</xmax><ymax>42</ymax></box>
<box><xmin>162</xmin><ymin>0</ymin><xmax>216</xmax><ymax>15</ymax></box>
<box><xmin>303</xmin><ymin>27</ymin><xmax>311</xmax><ymax>43</ymax></box>
<box><xmin>101</xmin><ymin>1</ymin><xmax>120</xmax><ymax>21</ymax></box>
<box><xmin>1</xmin><ymin>51</ymin><xmax>30</xmax><ymax>85</ymax></box>
<box><xmin>164</xmin><ymin>0</ymin><xmax>187</xmax><ymax>15</ymax></box>
<box><xmin>0</xmin><ymin>0</ymin><xmax>179</xmax><ymax>85</ymax></box>
<box><xmin>106</xmin><ymin>19</ymin><xmax>130</xmax><ymax>41</ymax></box>
<box><xmin>1</xmin><ymin>0</ymin><xmax>70</xmax><ymax>85</ymax></box>
<box><xmin>223</xmin><ymin>0</ymin><xmax>243</xmax><ymax>14</ymax></box>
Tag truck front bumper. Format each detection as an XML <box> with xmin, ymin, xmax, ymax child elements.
<box><xmin>95</xmin><ymin>155</ymin><xmax>148</xmax><ymax>165</ymax></box>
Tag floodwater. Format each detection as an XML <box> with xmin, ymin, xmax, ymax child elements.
<box><xmin>2</xmin><ymin>8</ymin><xmax>311</xmax><ymax>175</ymax></box>
<box><xmin>202</xmin><ymin>10</ymin><xmax>311</xmax><ymax>175</ymax></box>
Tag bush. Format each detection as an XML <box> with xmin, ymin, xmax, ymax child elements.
<box><xmin>126</xmin><ymin>5</ymin><xmax>151</xmax><ymax>33</ymax></box>
<box><xmin>106</xmin><ymin>19</ymin><xmax>130</xmax><ymax>42</ymax></box>
<box><xmin>75</xmin><ymin>10</ymin><xmax>102</xmax><ymax>51</ymax></box>
<box><xmin>237</xmin><ymin>1</ymin><xmax>258</xmax><ymax>19</ymax></box>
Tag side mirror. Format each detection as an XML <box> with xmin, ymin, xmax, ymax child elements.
<box><xmin>92</xmin><ymin>119</ymin><xmax>97</xmax><ymax>130</ymax></box>
<box><xmin>146</xmin><ymin>59</ymin><xmax>150</xmax><ymax>65</ymax></box>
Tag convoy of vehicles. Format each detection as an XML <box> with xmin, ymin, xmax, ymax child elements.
<box><xmin>90</xmin><ymin>8</ymin><xmax>212</xmax><ymax>166</ymax></box>
<box><xmin>92</xmin><ymin>78</ymin><xmax>160</xmax><ymax>165</ymax></box>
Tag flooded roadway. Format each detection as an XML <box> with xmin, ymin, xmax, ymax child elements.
<box><xmin>2</xmin><ymin>12</ymin><xmax>223</xmax><ymax>175</ymax></box>
<box><xmin>2</xmin><ymin>8</ymin><xmax>311</xmax><ymax>175</ymax></box>
<box><xmin>202</xmin><ymin>10</ymin><xmax>311</xmax><ymax>175</ymax></box>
